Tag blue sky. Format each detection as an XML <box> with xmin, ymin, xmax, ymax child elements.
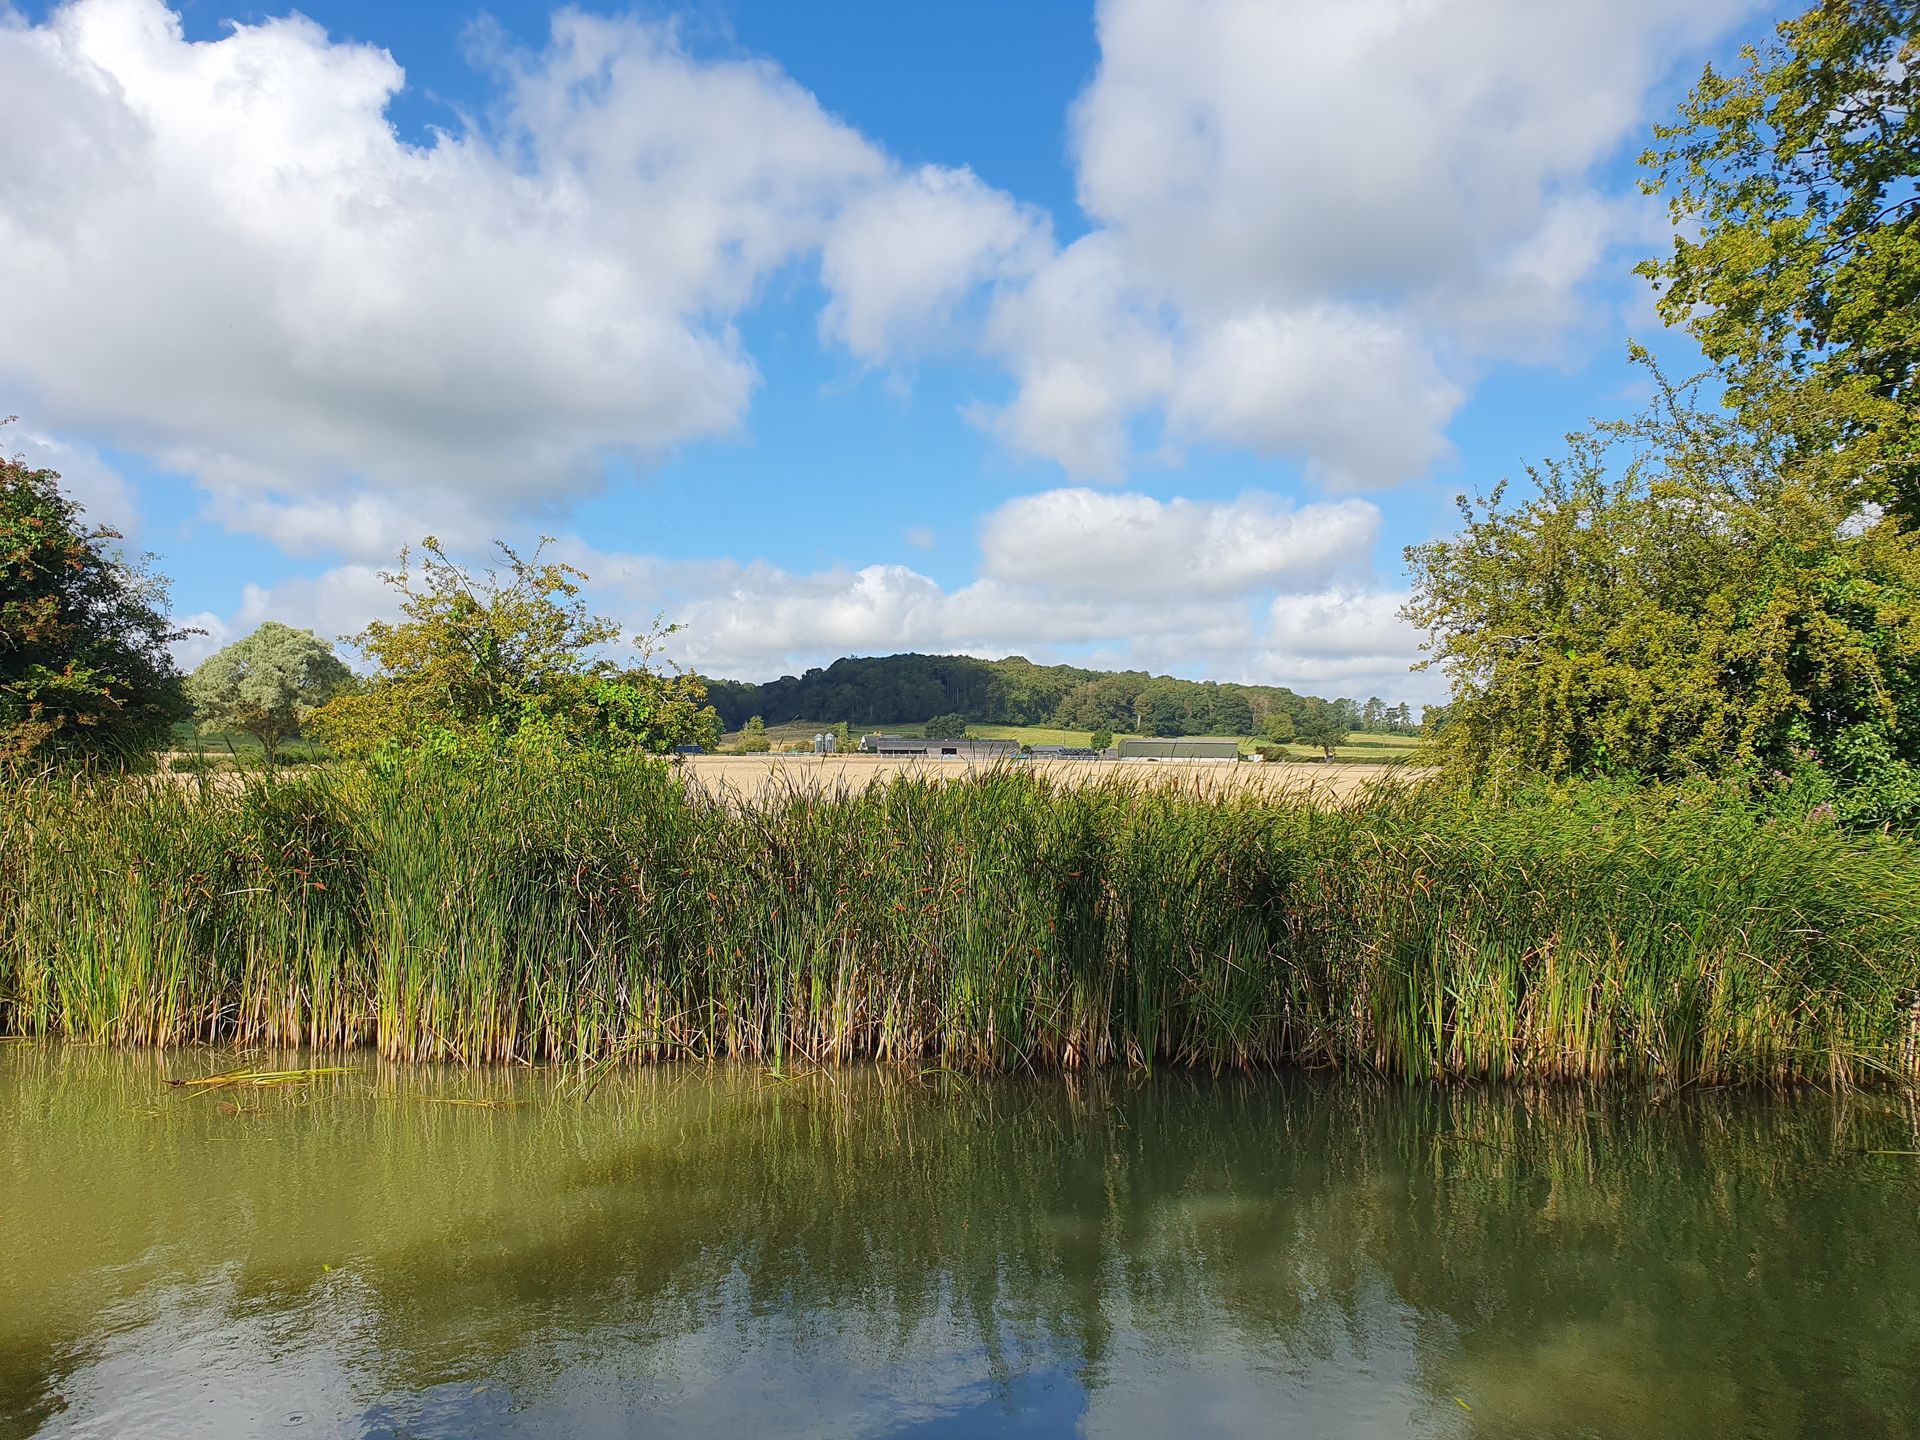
<box><xmin>0</xmin><ymin>0</ymin><xmax>1785</xmax><ymax>702</ymax></box>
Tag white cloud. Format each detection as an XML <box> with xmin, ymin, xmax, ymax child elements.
<box><xmin>9</xmin><ymin>0</ymin><xmax>1756</xmax><ymax>704</ymax></box>
<box><xmin>4</xmin><ymin>427</ymin><xmax>140</xmax><ymax>538</ymax></box>
<box><xmin>972</xmin><ymin>0</ymin><xmax>1756</xmax><ymax>481</ymax></box>
<box><xmin>192</xmin><ymin>494</ymin><xmax>1437</xmax><ymax>701</ymax></box>
<box><xmin>1072</xmin><ymin>0</ymin><xmax>1751</xmax><ymax>310</ymax></box>
<box><xmin>1167</xmin><ymin>306</ymin><xmax>1462</xmax><ymax>488</ymax></box>
<box><xmin>1</xmin><ymin>0</ymin><xmax>1758</xmax><ymax>538</ymax></box>
<box><xmin>980</xmin><ymin>488</ymin><xmax>1377</xmax><ymax>598</ymax></box>
<box><xmin>171</xmin><ymin>564</ymin><xmax>392</xmax><ymax>669</ymax></box>
<box><xmin>545</xmin><ymin>484</ymin><xmax>1432</xmax><ymax>697</ymax></box>
<box><xmin>0</xmin><ymin>0</ymin><xmax>1037</xmax><ymax>561</ymax></box>
<box><xmin>199</xmin><ymin>488</ymin><xmax>495</xmax><ymax>560</ymax></box>
<box><xmin>819</xmin><ymin>165</ymin><xmax>1051</xmax><ymax>361</ymax></box>
<box><xmin>976</xmin><ymin>234</ymin><xmax>1175</xmax><ymax>477</ymax></box>
<box><xmin>650</xmin><ymin>563</ymin><xmax>1433</xmax><ymax>700</ymax></box>
<box><xmin>1</xmin><ymin>2</ymin><xmax>782</xmax><ymax>538</ymax></box>
<box><xmin>1262</xmin><ymin>588</ymin><xmax>1422</xmax><ymax>674</ymax></box>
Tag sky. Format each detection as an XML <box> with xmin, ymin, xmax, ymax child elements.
<box><xmin>0</xmin><ymin>0</ymin><xmax>1789</xmax><ymax>705</ymax></box>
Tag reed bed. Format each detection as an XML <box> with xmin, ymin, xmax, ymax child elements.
<box><xmin>3</xmin><ymin>757</ymin><xmax>1917</xmax><ymax>1082</ymax></box>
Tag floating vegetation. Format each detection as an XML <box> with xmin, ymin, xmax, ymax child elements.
<box><xmin>4</xmin><ymin>756</ymin><xmax>1919</xmax><ymax>1083</ymax></box>
<box><xmin>168</xmin><ymin>1065</ymin><xmax>354</xmax><ymax>1091</ymax></box>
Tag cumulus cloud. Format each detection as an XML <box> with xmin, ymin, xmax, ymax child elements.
<box><xmin>169</xmin><ymin>563</ymin><xmax>390</xmax><ymax>669</ymax></box>
<box><xmin>1167</xmin><ymin>306</ymin><xmax>1462</xmax><ymax>488</ymax></box>
<box><xmin>190</xmin><ymin>481</ymin><xmax>1436</xmax><ymax>699</ymax></box>
<box><xmin>2</xmin><ymin>0</ymin><xmax>1756</xmax><ymax>528</ymax></box>
<box><xmin>972</xmin><ymin>0</ymin><xmax>1755</xmax><ymax>481</ymax></box>
<box><xmin>979</xmin><ymin>488</ymin><xmax>1377</xmax><ymax>598</ymax></box>
<box><xmin>0</xmin><ymin>0</ymin><xmax>1040</xmax><ymax>558</ymax></box>
<box><xmin>547</xmin><ymin>485</ymin><xmax>1432</xmax><ymax>697</ymax></box>
<box><xmin>651</xmin><ymin>564</ymin><xmax>1432</xmax><ymax>700</ymax></box>
<box><xmin>1073</xmin><ymin>0</ymin><xmax>1750</xmax><ymax>308</ymax></box>
<box><xmin>819</xmin><ymin>165</ymin><xmax>1051</xmax><ymax>361</ymax></box>
<box><xmin>1263</xmin><ymin>587</ymin><xmax>1422</xmax><ymax>670</ymax></box>
<box><xmin>13</xmin><ymin>0</ymin><xmax>1755</xmax><ymax>700</ymax></box>
<box><xmin>976</xmin><ymin>234</ymin><xmax>1175</xmax><ymax>477</ymax></box>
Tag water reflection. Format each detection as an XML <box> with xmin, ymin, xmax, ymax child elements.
<box><xmin>3</xmin><ymin>1047</ymin><xmax>1917</xmax><ymax>1437</ymax></box>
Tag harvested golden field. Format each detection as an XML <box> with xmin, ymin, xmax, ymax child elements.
<box><xmin>678</xmin><ymin>753</ymin><xmax>1422</xmax><ymax>803</ymax></box>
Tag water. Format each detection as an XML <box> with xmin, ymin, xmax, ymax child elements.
<box><xmin>2</xmin><ymin>1047</ymin><xmax>1917</xmax><ymax>1438</ymax></box>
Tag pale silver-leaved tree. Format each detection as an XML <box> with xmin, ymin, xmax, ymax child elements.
<box><xmin>187</xmin><ymin>622</ymin><xmax>352</xmax><ymax>764</ymax></box>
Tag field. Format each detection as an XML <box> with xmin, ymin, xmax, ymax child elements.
<box><xmin>681</xmin><ymin>753</ymin><xmax>1411</xmax><ymax>803</ymax></box>
<box><xmin>719</xmin><ymin>718</ymin><xmax>1425</xmax><ymax>763</ymax></box>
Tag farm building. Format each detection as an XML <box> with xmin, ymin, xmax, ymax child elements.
<box><xmin>1116</xmin><ymin>737</ymin><xmax>1243</xmax><ymax>762</ymax></box>
<box><xmin>859</xmin><ymin>735</ymin><xmax>1021</xmax><ymax>761</ymax></box>
<box><xmin>1029</xmin><ymin>745</ymin><xmax>1100</xmax><ymax>759</ymax></box>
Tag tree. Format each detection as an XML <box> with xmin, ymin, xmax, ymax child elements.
<box><xmin>1361</xmin><ymin>697</ymin><xmax>1386</xmax><ymax>732</ymax></box>
<box><xmin>737</xmin><ymin>715</ymin><xmax>772</xmax><ymax>753</ymax></box>
<box><xmin>1385</xmin><ymin>702</ymin><xmax>1414</xmax><ymax>734</ymax></box>
<box><xmin>1293</xmin><ymin>698</ymin><xmax>1348</xmax><ymax>760</ymax></box>
<box><xmin>1639</xmin><ymin>1</ymin><xmax>1920</xmax><ymax>522</ymax></box>
<box><xmin>1088</xmin><ymin>726</ymin><xmax>1114</xmax><ymax>752</ymax></box>
<box><xmin>1</xmin><ymin>434</ymin><xmax>187</xmax><ymax>764</ymax></box>
<box><xmin>1261</xmin><ymin>710</ymin><xmax>1296</xmax><ymax>746</ymax></box>
<box><xmin>924</xmin><ymin>712</ymin><xmax>968</xmax><ymax>739</ymax></box>
<box><xmin>187</xmin><ymin>623</ymin><xmax>351</xmax><ymax>764</ymax></box>
<box><xmin>1210</xmin><ymin>689</ymin><xmax>1257</xmax><ymax>736</ymax></box>
<box><xmin>308</xmin><ymin>536</ymin><xmax>719</xmax><ymax>759</ymax></box>
<box><xmin>1403</xmin><ymin>370</ymin><xmax>1920</xmax><ymax>826</ymax></box>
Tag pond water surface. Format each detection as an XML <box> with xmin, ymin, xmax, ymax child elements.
<box><xmin>2</xmin><ymin>1047</ymin><xmax>1918</xmax><ymax>1438</ymax></box>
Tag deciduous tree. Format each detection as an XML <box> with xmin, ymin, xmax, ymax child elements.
<box><xmin>187</xmin><ymin>622</ymin><xmax>351</xmax><ymax>764</ymax></box>
<box><xmin>1640</xmin><ymin>0</ymin><xmax>1920</xmax><ymax>522</ymax></box>
<box><xmin>1293</xmin><ymin>699</ymin><xmax>1348</xmax><ymax>760</ymax></box>
<box><xmin>308</xmin><ymin>537</ymin><xmax>718</xmax><ymax>759</ymax></box>
<box><xmin>1</xmin><ymin>434</ymin><xmax>187</xmax><ymax>764</ymax></box>
<box><xmin>1404</xmin><ymin>369</ymin><xmax>1920</xmax><ymax>826</ymax></box>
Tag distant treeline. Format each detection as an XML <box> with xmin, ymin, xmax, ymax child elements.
<box><xmin>701</xmin><ymin>653</ymin><xmax>1416</xmax><ymax>737</ymax></box>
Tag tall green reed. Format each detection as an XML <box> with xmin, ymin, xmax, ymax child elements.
<box><xmin>3</xmin><ymin>759</ymin><xmax>1916</xmax><ymax>1081</ymax></box>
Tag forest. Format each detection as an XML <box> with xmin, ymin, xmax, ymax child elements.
<box><xmin>700</xmin><ymin>652</ymin><xmax>1416</xmax><ymax>738</ymax></box>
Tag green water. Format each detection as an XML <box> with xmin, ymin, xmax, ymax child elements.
<box><xmin>2</xmin><ymin>1048</ymin><xmax>1917</xmax><ymax>1438</ymax></box>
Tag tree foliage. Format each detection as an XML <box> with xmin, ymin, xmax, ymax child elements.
<box><xmin>735</xmin><ymin>715</ymin><xmax>771</xmax><ymax>753</ymax></box>
<box><xmin>1405</xmin><ymin>368</ymin><xmax>1920</xmax><ymax>826</ymax></box>
<box><xmin>923</xmin><ymin>712</ymin><xmax>968</xmax><ymax>739</ymax></box>
<box><xmin>1640</xmin><ymin>0</ymin><xmax>1920</xmax><ymax>521</ymax></box>
<box><xmin>1</xmin><ymin>436</ymin><xmax>187</xmax><ymax>764</ymax></box>
<box><xmin>187</xmin><ymin>622</ymin><xmax>351</xmax><ymax>763</ymax></box>
<box><xmin>1293</xmin><ymin>698</ymin><xmax>1350</xmax><ymax>759</ymax></box>
<box><xmin>308</xmin><ymin>537</ymin><xmax>719</xmax><ymax>759</ymax></box>
<box><xmin>700</xmin><ymin>651</ymin><xmax>1398</xmax><ymax>739</ymax></box>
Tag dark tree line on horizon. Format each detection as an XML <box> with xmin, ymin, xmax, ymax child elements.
<box><xmin>699</xmin><ymin>653</ymin><xmax>1418</xmax><ymax>739</ymax></box>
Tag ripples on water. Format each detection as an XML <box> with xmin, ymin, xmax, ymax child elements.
<box><xmin>2</xmin><ymin>1047</ymin><xmax>1917</xmax><ymax>1438</ymax></box>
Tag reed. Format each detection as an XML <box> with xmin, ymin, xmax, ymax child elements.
<box><xmin>3</xmin><ymin>757</ymin><xmax>1917</xmax><ymax>1081</ymax></box>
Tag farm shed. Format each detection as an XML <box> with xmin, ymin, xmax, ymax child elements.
<box><xmin>859</xmin><ymin>735</ymin><xmax>1022</xmax><ymax>761</ymax></box>
<box><xmin>1116</xmin><ymin>738</ymin><xmax>1243</xmax><ymax>761</ymax></box>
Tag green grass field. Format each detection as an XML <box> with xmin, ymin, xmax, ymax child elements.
<box><xmin>165</xmin><ymin>723</ymin><xmax>331</xmax><ymax>765</ymax></box>
<box><xmin>1263</xmin><ymin>732</ymin><xmax>1423</xmax><ymax>764</ymax></box>
<box><xmin>963</xmin><ymin>724</ymin><xmax>1133</xmax><ymax>748</ymax></box>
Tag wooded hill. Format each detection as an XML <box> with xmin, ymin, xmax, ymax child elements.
<box><xmin>701</xmin><ymin>653</ymin><xmax>1415</xmax><ymax>738</ymax></box>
